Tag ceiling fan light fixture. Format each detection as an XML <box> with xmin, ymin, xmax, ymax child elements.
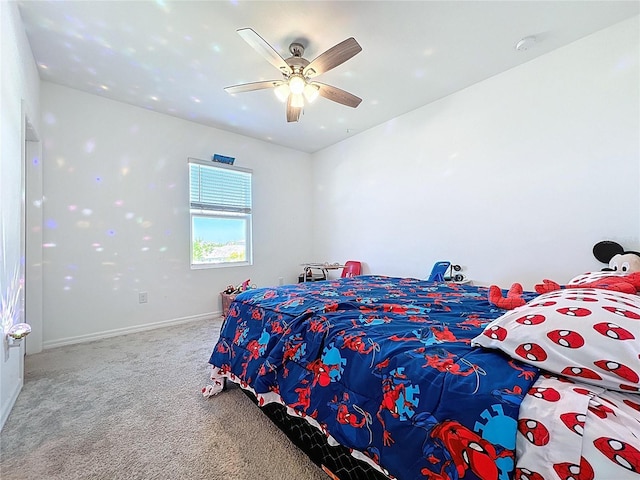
<box><xmin>290</xmin><ymin>93</ymin><xmax>305</xmax><ymax>108</ymax></box>
<box><xmin>274</xmin><ymin>83</ymin><xmax>290</xmax><ymax>102</ymax></box>
<box><xmin>288</xmin><ymin>75</ymin><xmax>306</xmax><ymax>95</ymax></box>
<box><xmin>303</xmin><ymin>83</ymin><xmax>320</xmax><ymax>103</ymax></box>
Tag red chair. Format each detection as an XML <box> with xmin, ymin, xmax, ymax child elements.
<box><xmin>341</xmin><ymin>261</ymin><xmax>362</xmax><ymax>278</ymax></box>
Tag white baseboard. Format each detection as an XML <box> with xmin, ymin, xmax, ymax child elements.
<box><xmin>42</xmin><ymin>311</ymin><xmax>220</xmax><ymax>350</ymax></box>
<box><xmin>1</xmin><ymin>377</ymin><xmax>23</xmax><ymax>432</ymax></box>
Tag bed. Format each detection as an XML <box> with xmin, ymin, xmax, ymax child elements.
<box><xmin>206</xmin><ymin>275</ymin><xmax>640</xmax><ymax>480</ymax></box>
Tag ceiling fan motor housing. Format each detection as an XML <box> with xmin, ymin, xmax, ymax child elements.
<box><xmin>286</xmin><ymin>59</ymin><xmax>309</xmax><ymax>76</ymax></box>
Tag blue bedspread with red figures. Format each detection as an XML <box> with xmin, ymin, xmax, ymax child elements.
<box><xmin>208</xmin><ymin>276</ymin><xmax>540</xmax><ymax>480</ymax></box>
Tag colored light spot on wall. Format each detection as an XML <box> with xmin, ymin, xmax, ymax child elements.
<box><xmin>68</xmin><ymin>205</ymin><xmax>77</xmax><ymax>211</ymax></box>
<box><xmin>82</xmin><ymin>209</ymin><xmax>93</xmax><ymax>216</ymax></box>
<box><xmin>45</xmin><ymin>219</ymin><xmax>57</xmax><ymax>229</ymax></box>
<box><xmin>85</xmin><ymin>140</ymin><xmax>96</xmax><ymax>153</ymax></box>
<box><xmin>44</xmin><ymin>112</ymin><xmax>56</xmax><ymax>125</ymax></box>
<box><xmin>114</xmin><ymin>200</ymin><xmax>124</xmax><ymax>207</ymax></box>
<box><xmin>76</xmin><ymin>221</ymin><xmax>90</xmax><ymax>229</ymax></box>
<box><xmin>107</xmin><ymin>230</ymin><xmax>116</xmax><ymax>236</ymax></box>
<box><xmin>43</xmin><ymin>243</ymin><xmax>57</xmax><ymax>248</ymax></box>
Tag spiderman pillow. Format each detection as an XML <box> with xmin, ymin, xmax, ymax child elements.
<box><xmin>473</xmin><ymin>287</ymin><xmax>640</xmax><ymax>393</ymax></box>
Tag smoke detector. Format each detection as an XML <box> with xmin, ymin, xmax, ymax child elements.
<box><xmin>515</xmin><ymin>36</ymin><xmax>537</xmax><ymax>51</ymax></box>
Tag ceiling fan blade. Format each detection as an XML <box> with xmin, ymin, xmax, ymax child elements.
<box><xmin>315</xmin><ymin>82</ymin><xmax>362</xmax><ymax>108</ymax></box>
<box><xmin>237</xmin><ymin>28</ymin><xmax>291</xmax><ymax>74</ymax></box>
<box><xmin>224</xmin><ymin>80</ymin><xmax>283</xmax><ymax>94</ymax></box>
<box><xmin>286</xmin><ymin>96</ymin><xmax>302</xmax><ymax>122</ymax></box>
<box><xmin>303</xmin><ymin>37</ymin><xmax>362</xmax><ymax>78</ymax></box>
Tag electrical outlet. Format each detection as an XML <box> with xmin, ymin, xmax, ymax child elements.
<box><xmin>139</xmin><ymin>292</ymin><xmax>148</xmax><ymax>303</ymax></box>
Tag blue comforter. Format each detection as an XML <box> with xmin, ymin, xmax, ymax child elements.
<box><xmin>209</xmin><ymin>276</ymin><xmax>540</xmax><ymax>480</ymax></box>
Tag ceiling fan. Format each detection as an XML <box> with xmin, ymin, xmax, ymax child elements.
<box><xmin>225</xmin><ymin>28</ymin><xmax>363</xmax><ymax>122</ymax></box>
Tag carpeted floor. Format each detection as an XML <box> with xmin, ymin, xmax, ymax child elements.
<box><xmin>0</xmin><ymin>319</ymin><xmax>327</xmax><ymax>480</ymax></box>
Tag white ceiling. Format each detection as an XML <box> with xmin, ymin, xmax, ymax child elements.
<box><xmin>17</xmin><ymin>1</ymin><xmax>639</xmax><ymax>153</ymax></box>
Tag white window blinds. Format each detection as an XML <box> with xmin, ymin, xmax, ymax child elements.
<box><xmin>189</xmin><ymin>161</ymin><xmax>252</xmax><ymax>213</ymax></box>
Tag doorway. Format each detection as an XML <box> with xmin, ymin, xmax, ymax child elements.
<box><xmin>23</xmin><ymin>112</ymin><xmax>43</xmax><ymax>355</ymax></box>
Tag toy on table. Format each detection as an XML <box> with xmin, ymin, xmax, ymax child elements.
<box><xmin>223</xmin><ymin>279</ymin><xmax>253</xmax><ymax>295</ymax></box>
<box><xmin>428</xmin><ymin>261</ymin><xmax>465</xmax><ymax>282</ymax></box>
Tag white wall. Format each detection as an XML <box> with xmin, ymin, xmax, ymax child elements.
<box><xmin>40</xmin><ymin>83</ymin><xmax>312</xmax><ymax>347</ymax></box>
<box><xmin>11</xmin><ymin>4</ymin><xmax>640</xmax><ymax>352</ymax></box>
<box><xmin>0</xmin><ymin>2</ymin><xmax>41</xmax><ymax>428</ymax></box>
<box><xmin>312</xmin><ymin>16</ymin><xmax>640</xmax><ymax>290</ymax></box>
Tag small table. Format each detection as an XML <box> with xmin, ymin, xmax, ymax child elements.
<box><xmin>300</xmin><ymin>263</ymin><xmax>345</xmax><ymax>282</ymax></box>
<box><xmin>220</xmin><ymin>292</ymin><xmax>237</xmax><ymax>317</ymax></box>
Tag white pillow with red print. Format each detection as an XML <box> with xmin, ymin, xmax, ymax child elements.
<box><xmin>472</xmin><ymin>288</ymin><xmax>640</xmax><ymax>393</ymax></box>
<box><xmin>568</xmin><ymin>270</ymin><xmax>631</xmax><ymax>285</ymax></box>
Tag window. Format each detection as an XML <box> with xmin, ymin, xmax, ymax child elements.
<box><xmin>189</xmin><ymin>159</ymin><xmax>252</xmax><ymax>268</ymax></box>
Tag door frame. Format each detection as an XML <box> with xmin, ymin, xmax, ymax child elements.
<box><xmin>23</xmin><ymin>105</ymin><xmax>43</xmax><ymax>355</ymax></box>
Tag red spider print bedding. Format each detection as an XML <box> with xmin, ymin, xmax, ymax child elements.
<box><xmin>474</xmin><ymin>287</ymin><xmax>640</xmax><ymax>479</ymax></box>
<box><xmin>208</xmin><ymin>276</ymin><xmax>542</xmax><ymax>480</ymax></box>
<box><xmin>516</xmin><ymin>374</ymin><xmax>640</xmax><ymax>479</ymax></box>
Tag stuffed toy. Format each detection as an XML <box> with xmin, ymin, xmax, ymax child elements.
<box><xmin>592</xmin><ymin>240</ymin><xmax>640</xmax><ymax>273</ymax></box>
<box><xmin>489</xmin><ymin>241</ymin><xmax>640</xmax><ymax>310</ymax></box>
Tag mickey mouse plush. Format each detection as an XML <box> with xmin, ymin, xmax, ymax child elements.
<box><xmin>489</xmin><ymin>240</ymin><xmax>640</xmax><ymax>309</ymax></box>
<box><xmin>593</xmin><ymin>240</ymin><xmax>640</xmax><ymax>273</ymax></box>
